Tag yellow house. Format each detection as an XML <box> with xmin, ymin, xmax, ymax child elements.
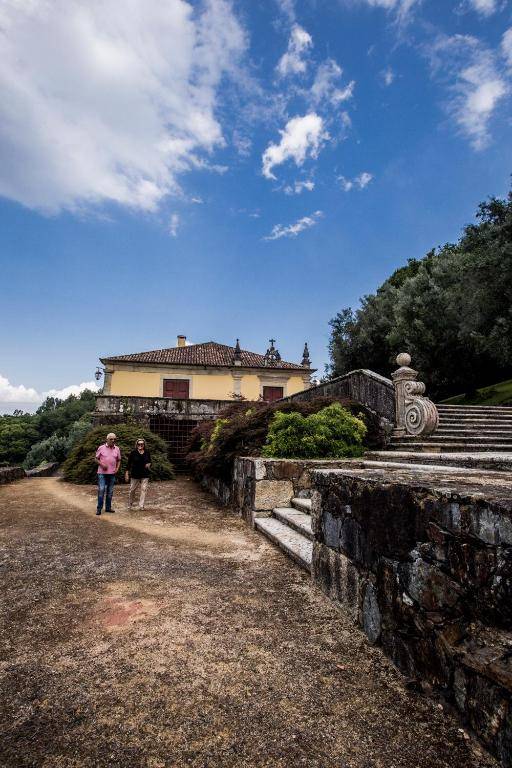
<box><xmin>100</xmin><ymin>336</ymin><xmax>315</xmax><ymax>403</ymax></box>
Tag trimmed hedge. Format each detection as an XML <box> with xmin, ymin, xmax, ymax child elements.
<box><xmin>62</xmin><ymin>424</ymin><xmax>174</xmax><ymax>484</ymax></box>
<box><xmin>262</xmin><ymin>403</ymin><xmax>366</xmax><ymax>459</ymax></box>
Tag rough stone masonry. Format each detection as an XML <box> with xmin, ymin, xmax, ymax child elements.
<box><xmin>311</xmin><ymin>465</ymin><xmax>512</xmax><ymax>767</ymax></box>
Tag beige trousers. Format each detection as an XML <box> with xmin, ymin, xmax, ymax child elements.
<box><xmin>129</xmin><ymin>478</ymin><xmax>149</xmax><ymax>509</ymax></box>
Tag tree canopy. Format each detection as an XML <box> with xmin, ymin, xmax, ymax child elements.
<box><xmin>328</xmin><ymin>186</ymin><xmax>512</xmax><ymax>399</ymax></box>
<box><xmin>0</xmin><ymin>390</ymin><xmax>96</xmax><ymax>467</ymax></box>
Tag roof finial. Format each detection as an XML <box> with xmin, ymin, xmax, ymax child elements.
<box><xmin>264</xmin><ymin>338</ymin><xmax>281</xmax><ymax>366</ymax></box>
<box><xmin>302</xmin><ymin>342</ymin><xmax>311</xmax><ymax>368</ymax></box>
<box><xmin>233</xmin><ymin>338</ymin><xmax>242</xmax><ymax>366</ymax></box>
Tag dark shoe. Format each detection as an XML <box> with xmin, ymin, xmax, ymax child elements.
<box><xmin>96</xmin><ymin>510</ymin><xmax>102</xmax><ymax>516</ymax></box>
<box><xmin>105</xmin><ymin>509</ymin><xmax>115</xmax><ymax>513</ymax></box>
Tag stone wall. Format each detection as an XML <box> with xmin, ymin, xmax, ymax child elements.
<box><xmin>0</xmin><ymin>466</ymin><xmax>25</xmax><ymax>484</ymax></box>
<box><xmin>25</xmin><ymin>462</ymin><xmax>58</xmax><ymax>478</ymax></box>
<box><xmin>202</xmin><ymin>457</ymin><xmax>356</xmax><ymax>524</ymax></box>
<box><xmin>311</xmin><ymin>466</ymin><xmax>512</xmax><ymax>766</ymax></box>
<box><xmin>283</xmin><ymin>368</ymin><xmax>395</xmax><ymax>424</ymax></box>
<box><xmin>93</xmin><ymin>395</ymin><xmax>238</xmax><ymax>426</ymax></box>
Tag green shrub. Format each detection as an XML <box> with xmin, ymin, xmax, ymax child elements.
<box><xmin>262</xmin><ymin>403</ymin><xmax>366</xmax><ymax>459</ymax></box>
<box><xmin>187</xmin><ymin>397</ymin><xmax>377</xmax><ymax>482</ymax></box>
<box><xmin>62</xmin><ymin>424</ymin><xmax>174</xmax><ymax>484</ymax></box>
<box><xmin>24</xmin><ymin>434</ymin><xmax>71</xmax><ymax>469</ymax></box>
<box><xmin>66</xmin><ymin>415</ymin><xmax>93</xmax><ymax>446</ymax></box>
<box><xmin>23</xmin><ymin>415</ymin><xmax>94</xmax><ymax>470</ymax></box>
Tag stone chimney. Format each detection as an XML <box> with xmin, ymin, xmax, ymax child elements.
<box><xmin>177</xmin><ymin>335</ymin><xmax>186</xmax><ymax>347</ymax></box>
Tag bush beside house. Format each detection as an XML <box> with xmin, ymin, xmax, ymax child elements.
<box><xmin>187</xmin><ymin>397</ymin><xmax>376</xmax><ymax>483</ymax></box>
<box><xmin>262</xmin><ymin>403</ymin><xmax>366</xmax><ymax>459</ymax></box>
<box><xmin>62</xmin><ymin>424</ymin><xmax>174</xmax><ymax>484</ymax></box>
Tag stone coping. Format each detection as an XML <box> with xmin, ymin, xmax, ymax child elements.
<box><xmin>282</xmin><ymin>368</ymin><xmax>393</xmax><ymax>400</ymax></box>
<box><xmin>313</xmin><ymin>465</ymin><xmax>512</xmax><ymax>509</ymax></box>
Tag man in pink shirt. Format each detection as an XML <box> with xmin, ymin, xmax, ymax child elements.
<box><xmin>95</xmin><ymin>432</ymin><xmax>121</xmax><ymax>516</ymax></box>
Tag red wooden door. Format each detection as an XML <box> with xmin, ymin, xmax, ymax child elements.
<box><xmin>163</xmin><ymin>379</ymin><xmax>190</xmax><ymax>399</ymax></box>
<box><xmin>262</xmin><ymin>386</ymin><xmax>284</xmax><ymax>403</ymax></box>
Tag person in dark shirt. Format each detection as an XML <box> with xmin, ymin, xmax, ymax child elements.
<box><xmin>126</xmin><ymin>438</ymin><xmax>151</xmax><ymax>510</ymax></box>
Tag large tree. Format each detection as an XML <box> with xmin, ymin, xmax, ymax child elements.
<box><xmin>328</xmin><ymin>187</ymin><xmax>512</xmax><ymax>399</ymax></box>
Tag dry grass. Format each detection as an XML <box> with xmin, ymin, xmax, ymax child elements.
<box><xmin>0</xmin><ymin>477</ymin><xmax>497</xmax><ymax>768</ymax></box>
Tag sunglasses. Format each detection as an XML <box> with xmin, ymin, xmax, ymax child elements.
<box><xmin>137</xmin><ymin>442</ymin><xmax>144</xmax><ymax>446</ymax></box>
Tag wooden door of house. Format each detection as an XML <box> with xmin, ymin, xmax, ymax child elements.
<box><xmin>262</xmin><ymin>386</ymin><xmax>284</xmax><ymax>403</ymax></box>
<box><xmin>163</xmin><ymin>379</ymin><xmax>189</xmax><ymax>399</ymax></box>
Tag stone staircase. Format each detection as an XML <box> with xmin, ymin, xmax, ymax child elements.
<box><xmin>368</xmin><ymin>404</ymin><xmax>512</xmax><ymax>471</ymax></box>
<box><xmin>391</xmin><ymin>404</ymin><xmax>512</xmax><ymax>452</ymax></box>
<box><xmin>253</xmin><ymin>405</ymin><xmax>512</xmax><ymax>573</ymax></box>
<box><xmin>254</xmin><ymin>497</ymin><xmax>313</xmax><ymax>573</ymax></box>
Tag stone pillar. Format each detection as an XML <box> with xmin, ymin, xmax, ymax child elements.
<box><xmin>391</xmin><ymin>353</ymin><xmax>438</xmax><ymax>437</ymax></box>
<box><xmin>232</xmin><ymin>371</ymin><xmax>243</xmax><ymax>397</ymax></box>
<box><xmin>103</xmin><ymin>366</ymin><xmax>113</xmax><ymax>395</ymax></box>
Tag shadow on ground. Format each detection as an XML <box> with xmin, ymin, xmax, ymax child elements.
<box><xmin>0</xmin><ymin>477</ymin><xmax>497</xmax><ymax>768</ymax></box>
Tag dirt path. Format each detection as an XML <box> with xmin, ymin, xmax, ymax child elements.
<box><xmin>0</xmin><ymin>477</ymin><xmax>497</xmax><ymax>768</ymax></box>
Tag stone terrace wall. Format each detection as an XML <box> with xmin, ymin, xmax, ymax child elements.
<box><xmin>0</xmin><ymin>467</ymin><xmax>25</xmax><ymax>484</ymax></box>
<box><xmin>201</xmin><ymin>458</ymin><xmax>356</xmax><ymax>524</ymax></box>
<box><xmin>93</xmin><ymin>395</ymin><xmax>237</xmax><ymax>426</ymax></box>
<box><xmin>25</xmin><ymin>462</ymin><xmax>58</xmax><ymax>478</ymax></box>
<box><xmin>311</xmin><ymin>466</ymin><xmax>512</xmax><ymax>766</ymax></box>
<box><xmin>282</xmin><ymin>369</ymin><xmax>395</xmax><ymax>424</ymax></box>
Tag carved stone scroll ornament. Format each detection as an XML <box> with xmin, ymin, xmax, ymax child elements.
<box><xmin>391</xmin><ymin>353</ymin><xmax>439</xmax><ymax>437</ymax></box>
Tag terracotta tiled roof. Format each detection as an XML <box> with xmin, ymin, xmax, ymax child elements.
<box><xmin>101</xmin><ymin>341</ymin><xmax>314</xmax><ymax>371</ymax></box>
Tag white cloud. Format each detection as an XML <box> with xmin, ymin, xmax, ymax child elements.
<box><xmin>502</xmin><ymin>28</ymin><xmax>512</xmax><ymax>68</ymax></box>
<box><xmin>311</xmin><ymin>60</ymin><xmax>355</xmax><ymax>106</ymax></box>
<box><xmin>262</xmin><ymin>113</ymin><xmax>328</xmax><ymax>180</ymax></box>
<box><xmin>429</xmin><ymin>35</ymin><xmax>507</xmax><ymax>150</ymax></box>
<box><xmin>276</xmin><ymin>24</ymin><xmax>313</xmax><ymax>78</ymax></box>
<box><xmin>44</xmin><ymin>381</ymin><xmax>100</xmax><ymax>400</ymax></box>
<box><xmin>467</xmin><ymin>0</ymin><xmax>497</xmax><ymax>15</ymax></box>
<box><xmin>0</xmin><ymin>374</ymin><xmax>98</xmax><ymax>406</ymax></box>
<box><xmin>264</xmin><ymin>210</ymin><xmax>323</xmax><ymax>240</ymax></box>
<box><xmin>357</xmin><ymin>171</ymin><xmax>374</xmax><ymax>188</ymax></box>
<box><xmin>339</xmin><ymin>172</ymin><xmax>374</xmax><ymax>191</ymax></box>
<box><xmin>284</xmin><ymin>179</ymin><xmax>315</xmax><ymax>194</ymax></box>
<box><xmin>276</xmin><ymin>0</ymin><xmax>296</xmax><ymax>22</ymax></box>
<box><xmin>169</xmin><ymin>213</ymin><xmax>180</xmax><ymax>237</ymax></box>
<box><xmin>0</xmin><ymin>0</ymin><xmax>246</xmax><ymax>213</ymax></box>
<box><xmin>0</xmin><ymin>374</ymin><xmax>40</xmax><ymax>404</ymax></box>
<box><xmin>353</xmin><ymin>0</ymin><xmax>419</xmax><ymax>21</ymax></box>
<box><xmin>382</xmin><ymin>67</ymin><xmax>395</xmax><ymax>86</ymax></box>
<box><xmin>232</xmin><ymin>130</ymin><xmax>252</xmax><ymax>157</ymax></box>
<box><xmin>340</xmin><ymin>111</ymin><xmax>352</xmax><ymax>129</ymax></box>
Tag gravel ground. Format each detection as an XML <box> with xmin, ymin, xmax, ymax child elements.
<box><xmin>0</xmin><ymin>476</ymin><xmax>498</xmax><ymax>768</ymax></box>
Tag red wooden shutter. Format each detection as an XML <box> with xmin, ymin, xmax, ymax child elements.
<box><xmin>163</xmin><ymin>379</ymin><xmax>190</xmax><ymax>399</ymax></box>
<box><xmin>262</xmin><ymin>386</ymin><xmax>284</xmax><ymax>403</ymax></box>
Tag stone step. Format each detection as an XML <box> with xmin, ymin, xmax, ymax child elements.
<box><xmin>438</xmin><ymin>418</ymin><xmax>512</xmax><ymax>425</ymax></box>
<box><xmin>389</xmin><ymin>441</ymin><xmax>512</xmax><ymax>453</ymax></box>
<box><xmin>436</xmin><ymin>429</ymin><xmax>512</xmax><ymax>437</ymax></box>
<box><xmin>273</xmin><ymin>507</ymin><xmax>314</xmax><ymax>540</ymax></box>
<box><xmin>365</xmin><ymin>451</ymin><xmax>512</xmax><ymax>472</ymax></box>
<box><xmin>291</xmin><ymin>497</ymin><xmax>312</xmax><ymax>513</ymax></box>
<box><xmin>423</xmin><ymin>434</ymin><xmax>512</xmax><ymax>443</ymax></box>
<box><xmin>254</xmin><ymin>517</ymin><xmax>313</xmax><ymax>572</ymax></box>
<box><xmin>437</xmin><ymin>406</ymin><xmax>512</xmax><ymax>414</ymax></box>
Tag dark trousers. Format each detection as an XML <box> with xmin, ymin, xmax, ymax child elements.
<box><xmin>97</xmin><ymin>474</ymin><xmax>116</xmax><ymax>512</ymax></box>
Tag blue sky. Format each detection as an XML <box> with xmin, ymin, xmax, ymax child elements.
<box><xmin>1</xmin><ymin>0</ymin><xmax>511</xmax><ymax>413</ymax></box>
